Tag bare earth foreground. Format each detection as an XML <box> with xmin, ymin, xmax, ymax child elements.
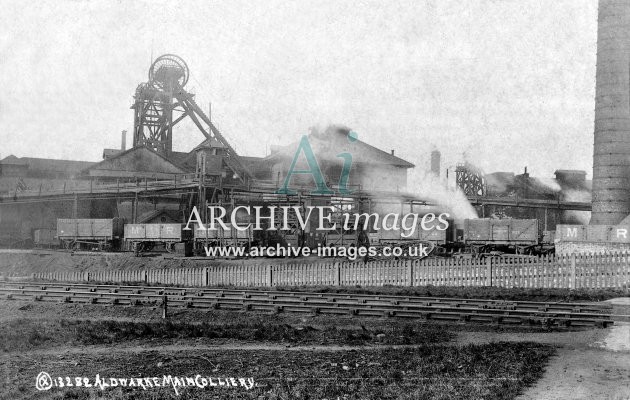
<box><xmin>0</xmin><ymin>251</ymin><xmax>628</xmax><ymax>399</ymax></box>
<box><xmin>458</xmin><ymin>318</ymin><xmax>630</xmax><ymax>399</ymax></box>
<box><xmin>516</xmin><ymin>298</ymin><xmax>630</xmax><ymax>400</ymax></box>
<box><xmin>0</xmin><ymin>297</ymin><xmax>628</xmax><ymax>399</ymax></box>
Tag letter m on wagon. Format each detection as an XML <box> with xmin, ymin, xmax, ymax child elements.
<box><xmin>557</xmin><ymin>225</ymin><xmax>584</xmax><ymax>241</ymax></box>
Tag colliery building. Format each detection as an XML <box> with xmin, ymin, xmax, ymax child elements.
<box><xmin>0</xmin><ymin>125</ymin><xmax>416</xmax><ymax>246</ymax></box>
<box><xmin>0</xmin><ymin>54</ymin><xmax>592</xmax><ymax>247</ymax></box>
<box><xmin>455</xmin><ymin>164</ymin><xmax>592</xmax><ymax>235</ymax></box>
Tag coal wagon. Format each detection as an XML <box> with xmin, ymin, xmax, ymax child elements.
<box><xmin>57</xmin><ymin>218</ymin><xmax>125</xmax><ymax>251</ymax></box>
<box><xmin>463</xmin><ymin>218</ymin><xmax>539</xmax><ymax>255</ymax></box>
<box><xmin>34</xmin><ymin>228</ymin><xmax>57</xmax><ymax>249</ymax></box>
<box><xmin>124</xmin><ymin>223</ymin><xmax>193</xmax><ymax>255</ymax></box>
<box><xmin>193</xmin><ymin>223</ymin><xmax>253</xmax><ymax>248</ymax></box>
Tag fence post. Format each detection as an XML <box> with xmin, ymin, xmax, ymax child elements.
<box><xmin>203</xmin><ymin>267</ymin><xmax>208</xmax><ymax>286</ymax></box>
<box><xmin>162</xmin><ymin>295</ymin><xmax>168</xmax><ymax>319</ymax></box>
<box><xmin>485</xmin><ymin>257</ymin><xmax>492</xmax><ymax>287</ymax></box>
<box><xmin>334</xmin><ymin>262</ymin><xmax>341</xmax><ymax>286</ymax></box>
<box><xmin>143</xmin><ymin>270</ymin><xmax>147</xmax><ymax>284</ymax></box>
<box><xmin>570</xmin><ymin>253</ymin><xmax>577</xmax><ymax>289</ymax></box>
<box><xmin>84</xmin><ymin>271</ymin><xmax>89</xmax><ymax>282</ymax></box>
<box><xmin>407</xmin><ymin>261</ymin><xmax>413</xmax><ymax>287</ymax></box>
<box><xmin>266</xmin><ymin>265</ymin><xmax>272</xmax><ymax>287</ymax></box>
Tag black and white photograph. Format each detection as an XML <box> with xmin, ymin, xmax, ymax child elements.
<box><xmin>0</xmin><ymin>1</ymin><xmax>629</xmax><ymax>399</ymax></box>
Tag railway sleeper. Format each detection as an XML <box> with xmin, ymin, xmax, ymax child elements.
<box><xmin>459</xmin><ymin>315</ymin><xmax>471</xmax><ymax>322</ymax></box>
<box><xmin>383</xmin><ymin>310</ymin><xmax>395</xmax><ymax>317</ymax></box>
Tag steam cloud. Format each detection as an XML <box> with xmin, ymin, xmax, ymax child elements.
<box><xmin>405</xmin><ymin>169</ymin><xmax>478</xmax><ymax>219</ymax></box>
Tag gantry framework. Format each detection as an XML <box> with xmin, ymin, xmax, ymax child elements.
<box><xmin>131</xmin><ymin>54</ymin><xmax>251</xmax><ymax>183</ymax></box>
<box><xmin>455</xmin><ymin>163</ymin><xmax>486</xmax><ymax>197</ymax></box>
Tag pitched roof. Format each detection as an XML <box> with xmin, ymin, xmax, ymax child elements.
<box><xmin>193</xmin><ymin>137</ymin><xmax>225</xmax><ymax>150</ymax></box>
<box><xmin>0</xmin><ymin>155</ymin><xmax>94</xmax><ymax>173</ymax></box>
<box><xmin>168</xmin><ymin>151</ymin><xmax>197</xmax><ymax>172</ymax></box>
<box><xmin>0</xmin><ymin>155</ymin><xmax>27</xmax><ymax>165</ymax></box>
<box><xmin>266</xmin><ymin>125</ymin><xmax>414</xmax><ymax>168</ymax></box>
<box><xmin>83</xmin><ymin>146</ymin><xmax>187</xmax><ymax>176</ymax></box>
<box><xmin>102</xmin><ymin>149</ymin><xmax>124</xmax><ymax>160</ymax></box>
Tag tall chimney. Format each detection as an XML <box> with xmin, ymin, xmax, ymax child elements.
<box><xmin>591</xmin><ymin>0</ymin><xmax>630</xmax><ymax>225</ymax></box>
<box><xmin>121</xmin><ymin>130</ymin><xmax>127</xmax><ymax>151</ymax></box>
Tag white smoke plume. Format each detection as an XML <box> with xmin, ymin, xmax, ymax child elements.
<box><xmin>562</xmin><ymin>189</ymin><xmax>592</xmax><ymax>224</ymax></box>
<box><xmin>405</xmin><ymin>168</ymin><xmax>478</xmax><ymax>219</ymax></box>
<box><xmin>535</xmin><ymin>177</ymin><xmax>562</xmax><ymax>193</ymax></box>
<box><xmin>277</xmin><ymin>125</ymin><xmax>477</xmax><ymax>219</ymax></box>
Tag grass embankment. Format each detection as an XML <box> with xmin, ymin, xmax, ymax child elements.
<box><xmin>0</xmin><ymin>316</ymin><xmax>452</xmax><ymax>353</ymax></box>
<box><xmin>1</xmin><ymin>302</ymin><xmax>557</xmax><ymax>399</ymax></box>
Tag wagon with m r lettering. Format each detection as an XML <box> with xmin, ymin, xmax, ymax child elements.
<box><xmin>124</xmin><ymin>223</ymin><xmax>192</xmax><ymax>255</ymax></box>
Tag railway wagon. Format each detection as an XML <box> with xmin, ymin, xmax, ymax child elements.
<box><xmin>193</xmin><ymin>223</ymin><xmax>253</xmax><ymax>247</ymax></box>
<box><xmin>34</xmin><ymin>229</ymin><xmax>57</xmax><ymax>249</ymax></box>
<box><xmin>365</xmin><ymin>217</ymin><xmax>457</xmax><ymax>257</ymax></box>
<box><xmin>124</xmin><ymin>223</ymin><xmax>192</xmax><ymax>254</ymax></box>
<box><xmin>57</xmin><ymin>218</ymin><xmax>124</xmax><ymax>250</ymax></box>
<box><xmin>542</xmin><ymin>230</ymin><xmax>556</xmax><ymax>244</ymax></box>
<box><xmin>556</xmin><ymin>224</ymin><xmax>630</xmax><ymax>243</ymax></box>
<box><xmin>464</xmin><ymin>218</ymin><xmax>538</xmax><ymax>254</ymax></box>
<box><xmin>367</xmin><ymin>223</ymin><xmax>451</xmax><ymax>244</ymax></box>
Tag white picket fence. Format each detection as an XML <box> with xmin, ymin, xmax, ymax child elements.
<box><xmin>26</xmin><ymin>253</ymin><xmax>630</xmax><ymax>289</ymax></box>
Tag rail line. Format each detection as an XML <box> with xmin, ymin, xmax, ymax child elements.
<box><xmin>0</xmin><ymin>281</ymin><xmax>614</xmax><ymax>329</ymax></box>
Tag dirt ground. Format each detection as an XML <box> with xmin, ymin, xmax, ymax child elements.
<box><xmin>456</xmin><ymin>299</ymin><xmax>630</xmax><ymax>400</ymax></box>
<box><xmin>456</xmin><ymin>323</ymin><xmax>630</xmax><ymax>400</ymax></box>
<box><xmin>1</xmin><ymin>298</ymin><xmax>629</xmax><ymax>399</ymax></box>
<box><xmin>1</xmin><ymin>250</ymin><xmax>629</xmax><ymax>399</ymax></box>
<box><xmin>0</xmin><ymin>299</ymin><xmax>556</xmax><ymax>400</ymax></box>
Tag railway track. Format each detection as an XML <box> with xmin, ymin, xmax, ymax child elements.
<box><xmin>0</xmin><ymin>281</ymin><xmax>614</xmax><ymax>329</ymax></box>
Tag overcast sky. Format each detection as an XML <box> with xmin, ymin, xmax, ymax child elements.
<box><xmin>0</xmin><ymin>0</ymin><xmax>597</xmax><ymax>179</ymax></box>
